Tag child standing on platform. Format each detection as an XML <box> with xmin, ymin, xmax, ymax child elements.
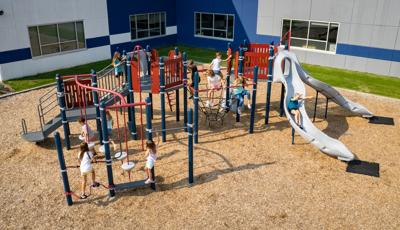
<box><xmin>144</xmin><ymin>140</ymin><xmax>157</xmax><ymax>184</ymax></box>
<box><xmin>78</xmin><ymin>142</ymin><xmax>99</xmax><ymax>199</ymax></box>
<box><xmin>210</xmin><ymin>52</ymin><xmax>223</xmax><ymax>78</ymax></box>
<box><xmin>112</xmin><ymin>51</ymin><xmax>124</xmax><ymax>78</ymax></box>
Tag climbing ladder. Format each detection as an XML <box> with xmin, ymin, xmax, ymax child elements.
<box><xmin>166</xmin><ymin>91</ymin><xmax>175</xmax><ymax>112</ymax></box>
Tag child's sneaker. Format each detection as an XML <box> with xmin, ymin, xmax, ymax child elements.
<box><xmin>145</xmin><ymin>178</ymin><xmax>154</xmax><ymax>184</ymax></box>
<box><xmin>206</xmin><ymin>100</ymin><xmax>211</xmax><ymax>107</ymax></box>
<box><xmin>237</xmin><ymin>109</ymin><xmax>242</xmax><ymax>115</ymax></box>
<box><xmin>247</xmin><ymin>104</ymin><xmax>252</xmax><ymax>109</ymax></box>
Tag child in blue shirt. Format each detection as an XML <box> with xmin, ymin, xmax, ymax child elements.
<box><xmin>288</xmin><ymin>93</ymin><xmax>311</xmax><ymax>128</ymax></box>
<box><xmin>233</xmin><ymin>76</ymin><xmax>251</xmax><ymax>115</ymax></box>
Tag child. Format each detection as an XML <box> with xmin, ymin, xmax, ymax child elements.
<box><xmin>105</xmin><ymin>110</ymin><xmax>113</xmax><ymax>135</ymax></box>
<box><xmin>206</xmin><ymin>69</ymin><xmax>223</xmax><ymax>107</ymax></box>
<box><xmin>78</xmin><ymin>118</ymin><xmax>95</xmax><ymax>142</ymax></box>
<box><xmin>210</xmin><ymin>52</ymin><xmax>223</xmax><ymax>78</ymax></box>
<box><xmin>188</xmin><ymin>59</ymin><xmax>200</xmax><ymax>99</ymax></box>
<box><xmin>78</xmin><ymin>118</ymin><xmax>97</xmax><ymax>155</ymax></box>
<box><xmin>288</xmin><ymin>93</ymin><xmax>311</xmax><ymax>128</ymax></box>
<box><xmin>224</xmin><ymin>47</ymin><xmax>233</xmax><ymax>75</ymax></box>
<box><xmin>78</xmin><ymin>142</ymin><xmax>99</xmax><ymax>199</ymax></box>
<box><xmin>233</xmin><ymin>76</ymin><xmax>251</xmax><ymax>115</ymax></box>
<box><xmin>144</xmin><ymin>140</ymin><xmax>157</xmax><ymax>184</ymax></box>
<box><xmin>112</xmin><ymin>51</ymin><xmax>123</xmax><ymax>78</ymax></box>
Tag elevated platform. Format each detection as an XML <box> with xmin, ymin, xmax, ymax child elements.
<box><xmin>114</xmin><ymin>180</ymin><xmax>152</xmax><ymax>192</ymax></box>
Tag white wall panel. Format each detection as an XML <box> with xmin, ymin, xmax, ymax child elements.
<box><xmin>0</xmin><ymin>46</ymin><xmax>110</xmax><ymax>81</ymax></box>
<box><xmin>345</xmin><ymin>56</ymin><xmax>367</xmax><ymax>73</ymax></box>
<box><xmin>365</xmin><ymin>59</ymin><xmax>391</xmax><ymax>76</ymax></box>
<box><xmin>389</xmin><ymin>62</ymin><xmax>400</xmax><ymax>77</ymax></box>
<box><xmin>370</xmin><ymin>26</ymin><xmax>398</xmax><ymax>49</ymax></box>
<box><xmin>348</xmin><ymin>24</ymin><xmax>373</xmax><ymax>47</ymax></box>
<box><xmin>351</xmin><ymin>0</ymin><xmax>379</xmax><ymax>25</ymax></box>
<box><xmin>374</xmin><ymin>0</ymin><xmax>400</xmax><ymax>27</ymax></box>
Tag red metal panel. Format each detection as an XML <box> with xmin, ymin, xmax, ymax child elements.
<box><xmin>64</xmin><ymin>78</ymin><xmax>93</xmax><ymax>108</ymax></box>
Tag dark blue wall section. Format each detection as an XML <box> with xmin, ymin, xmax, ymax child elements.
<box><xmin>337</xmin><ymin>43</ymin><xmax>400</xmax><ymax>62</ymax></box>
<box><xmin>86</xmin><ymin>36</ymin><xmax>111</xmax><ymax>49</ymax></box>
<box><xmin>110</xmin><ymin>35</ymin><xmax>177</xmax><ymax>55</ymax></box>
<box><xmin>176</xmin><ymin>0</ymin><xmax>280</xmax><ymax>51</ymax></box>
<box><xmin>106</xmin><ymin>0</ymin><xmax>177</xmax><ymax>35</ymax></box>
<box><xmin>0</xmin><ymin>48</ymin><xmax>31</xmax><ymax>64</ymax></box>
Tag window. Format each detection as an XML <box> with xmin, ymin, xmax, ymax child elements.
<box><xmin>281</xmin><ymin>19</ymin><xmax>339</xmax><ymax>52</ymax></box>
<box><xmin>28</xmin><ymin>21</ymin><xmax>86</xmax><ymax>57</ymax></box>
<box><xmin>130</xmin><ymin>12</ymin><xmax>166</xmax><ymax>40</ymax></box>
<box><xmin>195</xmin><ymin>12</ymin><xmax>234</xmax><ymax>40</ymax></box>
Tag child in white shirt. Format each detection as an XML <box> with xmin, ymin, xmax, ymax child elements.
<box><xmin>144</xmin><ymin>140</ymin><xmax>157</xmax><ymax>184</ymax></box>
<box><xmin>210</xmin><ymin>52</ymin><xmax>223</xmax><ymax>77</ymax></box>
<box><xmin>206</xmin><ymin>69</ymin><xmax>224</xmax><ymax>107</ymax></box>
<box><xmin>77</xmin><ymin>142</ymin><xmax>99</xmax><ymax>199</ymax></box>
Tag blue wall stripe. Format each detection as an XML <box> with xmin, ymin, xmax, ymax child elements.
<box><xmin>0</xmin><ymin>48</ymin><xmax>31</xmax><ymax>64</ymax></box>
<box><xmin>337</xmin><ymin>43</ymin><xmax>400</xmax><ymax>62</ymax></box>
<box><xmin>86</xmin><ymin>36</ymin><xmax>110</xmax><ymax>49</ymax></box>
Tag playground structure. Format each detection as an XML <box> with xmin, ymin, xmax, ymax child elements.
<box><xmin>20</xmin><ymin>30</ymin><xmax>377</xmax><ymax>205</ymax></box>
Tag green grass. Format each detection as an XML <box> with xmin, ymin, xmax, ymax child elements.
<box><xmin>302</xmin><ymin>64</ymin><xmax>400</xmax><ymax>99</ymax></box>
<box><xmin>5</xmin><ymin>44</ymin><xmax>400</xmax><ymax>99</ymax></box>
<box><xmin>4</xmin><ymin>59</ymin><xmax>110</xmax><ymax>92</ymax></box>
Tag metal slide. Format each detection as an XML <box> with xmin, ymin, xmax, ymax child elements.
<box><xmin>273</xmin><ymin>50</ymin><xmax>355</xmax><ymax>161</ymax></box>
<box><xmin>282</xmin><ymin>51</ymin><xmax>373</xmax><ymax>117</ymax></box>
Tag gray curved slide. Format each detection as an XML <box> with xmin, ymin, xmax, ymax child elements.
<box><xmin>273</xmin><ymin>50</ymin><xmax>355</xmax><ymax>161</ymax></box>
<box><xmin>282</xmin><ymin>51</ymin><xmax>373</xmax><ymax>118</ymax></box>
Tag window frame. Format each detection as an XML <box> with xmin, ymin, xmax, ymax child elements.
<box><xmin>194</xmin><ymin>12</ymin><xmax>235</xmax><ymax>41</ymax></box>
<box><xmin>281</xmin><ymin>18</ymin><xmax>340</xmax><ymax>54</ymax></box>
<box><xmin>28</xmin><ymin>20</ymin><xmax>86</xmax><ymax>58</ymax></box>
<box><xmin>129</xmin><ymin>12</ymin><xmax>167</xmax><ymax>41</ymax></box>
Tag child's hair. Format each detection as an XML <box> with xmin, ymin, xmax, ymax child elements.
<box><xmin>234</xmin><ymin>76</ymin><xmax>244</xmax><ymax>85</ymax></box>
<box><xmin>79</xmin><ymin>142</ymin><xmax>89</xmax><ymax>160</ymax></box>
<box><xmin>188</xmin><ymin>59</ymin><xmax>194</xmax><ymax>65</ymax></box>
<box><xmin>78</xmin><ymin>117</ymin><xmax>86</xmax><ymax>124</ymax></box>
<box><xmin>112</xmin><ymin>51</ymin><xmax>120</xmax><ymax>63</ymax></box>
<box><xmin>105</xmin><ymin>110</ymin><xmax>112</xmax><ymax>117</ymax></box>
<box><xmin>146</xmin><ymin>140</ymin><xmax>157</xmax><ymax>153</ymax></box>
<box><xmin>207</xmin><ymin>69</ymin><xmax>215</xmax><ymax>77</ymax></box>
<box><xmin>216</xmin><ymin>52</ymin><xmax>221</xmax><ymax>57</ymax></box>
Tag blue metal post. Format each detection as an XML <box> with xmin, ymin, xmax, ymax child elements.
<box><xmin>188</xmin><ymin>108</ymin><xmax>194</xmax><ymax>184</ymax></box>
<box><xmin>100</xmin><ymin>102</ymin><xmax>115</xmax><ymax>197</ymax></box>
<box><xmin>280</xmin><ymin>45</ymin><xmax>289</xmax><ymax>117</ymax></box>
<box><xmin>145</xmin><ymin>96</ymin><xmax>156</xmax><ymax>190</ymax></box>
<box><xmin>183</xmin><ymin>52</ymin><xmax>188</xmax><ymax>132</ymax></box>
<box><xmin>265</xmin><ymin>44</ymin><xmax>275</xmax><ymax>125</ymax></box>
<box><xmin>174</xmin><ymin>47</ymin><xmax>180</xmax><ymax>122</ymax></box>
<box><xmin>236</xmin><ymin>48</ymin><xmax>244</xmax><ymax>122</ymax></box>
<box><xmin>126</xmin><ymin>55</ymin><xmax>137</xmax><ymax>140</ymax></box>
<box><xmin>225</xmin><ymin>42</ymin><xmax>232</xmax><ymax>109</ymax></box>
<box><xmin>243</xmin><ymin>39</ymin><xmax>248</xmax><ymax>52</ymax></box>
<box><xmin>194</xmin><ymin>72</ymin><xmax>199</xmax><ymax>144</ymax></box>
<box><xmin>91</xmin><ymin>69</ymin><xmax>103</xmax><ymax>144</ymax></box>
<box><xmin>249</xmin><ymin>66</ymin><xmax>258</xmax><ymax>134</ymax></box>
<box><xmin>146</xmin><ymin>45</ymin><xmax>153</xmax><ymax>119</ymax></box>
<box><xmin>159</xmin><ymin>57</ymin><xmax>167</xmax><ymax>142</ymax></box>
<box><xmin>56</xmin><ymin>74</ymin><xmax>71</xmax><ymax>150</ymax></box>
<box><xmin>291</xmin><ymin>128</ymin><xmax>295</xmax><ymax>144</ymax></box>
<box><xmin>145</xmin><ymin>97</ymin><xmax>153</xmax><ymax>141</ymax></box>
<box><xmin>122</xmin><ymin>50</ymin><xmax>128</xmax><ymax>83</ymax></box>
<box><xmin>54</xmin><ymin>132</ymin><xmax>73</xmax><ymax>206</ymax></box>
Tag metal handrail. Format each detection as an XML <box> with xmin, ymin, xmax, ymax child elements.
<box><xmin>21</xmin><ymin>119</ymin><xmax>27</xmax><ymax>134</ymax></box>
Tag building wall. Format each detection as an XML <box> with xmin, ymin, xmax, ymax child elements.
<box><xmin>257</xmin><ymin>0</ymin><xmax>400</xmax><ymax>77</ymax></box>
<box><xmin>105</xmin><ymin>0</ymin><xmax>177</xmax><ymax>55</ymax></box>
<box><xmin>0</xmin><ymin>0</ymin><xmax>111</xmax><ymax>81</ymax></box>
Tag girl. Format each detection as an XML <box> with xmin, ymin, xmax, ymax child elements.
<box><xmin>78</xmin><ymin>118</ymin><xmax>97</xmax><ymax>155</ymax></box>
<box><xmin>144</xmin><ymin>140</ymin><xmax>157</xmax><ymax>184</ymax></box>
<box><xmin>105</xmin><ymin>110</ymin><xmax>113</xmax><ymax>135</ymax></box>
<box><xmin>288</xmin><ymin>93</ymin><xmax>312</xmax><ymax>128</ymax></box>
<box><xmin>78</xmin><ymin>142</ymin><xmax>99</xmax><ymax>199</ymax></box>
<box><xmin>224</xmin><ymin>47</ymin><xmax>233</xmax><ymax>75</ymax></box>
<box><xmin>188</xmin><ymin>59</ymin><xmax>200</xmax><ymax>99</ymax></box>
<box><xmin>112</xmin><ymin>51</ymin><xmax>123</xmax><ymax>78</ymax></box>
<box><xmin>233</xmin><ymin>76</ymin><xmax>251</xmax><ymax>115</ymax></box>
<box><xmin>209</xmin><ymin>52</ymin><xmax>223</xmax><ymax>78</ymax></box>
<box><xmin>206</xmin><ymin>69</ymin><xmax>223</xmax><ymax>107</ymax></box>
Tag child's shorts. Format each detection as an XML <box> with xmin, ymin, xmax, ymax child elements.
<box><xmin>145</xmin><ymin>160</ymin><xmax>154</xmax><ymax>169</ymax></box>
<box><xmin>81</xmin><ymin>169</ymin><xmax>93</xmax><ymax>176</ymax></box>
<box><xmin>213</xmin><ymin>70</ymin><xmax>221</xmax><ymax>75</ymax></box>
